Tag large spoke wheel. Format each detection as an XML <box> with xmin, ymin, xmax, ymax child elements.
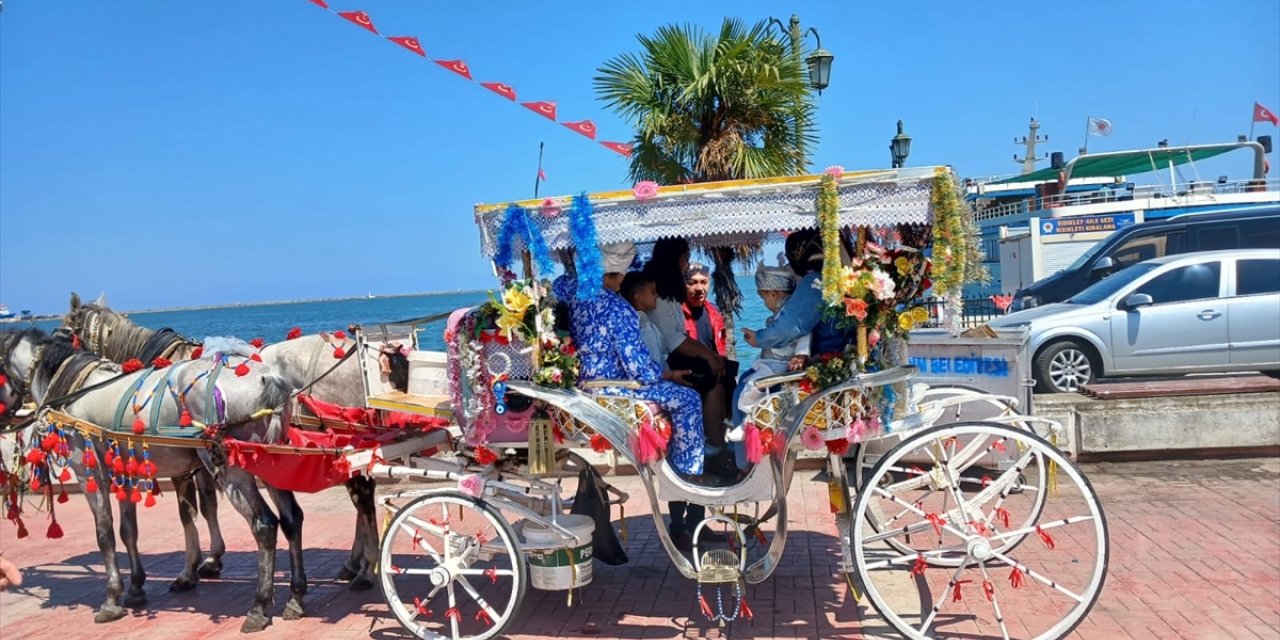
<box><xmin>379</xmin><ymin>492</ymin><xmax>527</xmax><ymax>640</ymax></box>
<box><xmin>853</xmin><ymin>391</ymin><xmax>1049</xmax><ymax>566</ymax></box>
<box><xmin>850</xmin><ymin>422</ymin><xmax>1107</xmax><ymax>640</ymax></box>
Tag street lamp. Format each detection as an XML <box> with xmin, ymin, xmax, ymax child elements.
<box><xmin>768</xmin><ymin>15</ymin><xmax>835</xmax><ymax>94</ymax></box>
<box><xmin>890</xmin><ymin>120</ymin><xmax>912</xmax><ymax>169</ymax></box>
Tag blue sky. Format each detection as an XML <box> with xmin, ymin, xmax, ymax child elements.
<box><xmin>1</xmin><ymin>0</ymin><xmax>1277</xmax><ymax>313</ymax></box>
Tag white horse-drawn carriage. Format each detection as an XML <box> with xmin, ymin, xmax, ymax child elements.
<box><xmin>2</xmin><ymin>166</ymin><xmax>1107</xmax><ymax>640</ymax></box>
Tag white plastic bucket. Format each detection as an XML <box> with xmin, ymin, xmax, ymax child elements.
<box><xmin>523</xmin><ymin>514</ymin><xmax>594</xmax><ymax>590</ymax></box>
<box><xmin>407</xmin><ymin>351</ymin><xmax>449</xmax><ymax>396</ymax></box>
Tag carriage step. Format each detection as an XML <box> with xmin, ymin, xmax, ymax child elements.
<box><xmin>367</xmin><ymin>391</ymin><xmax>453</xmax><ymax>418</ymax></box>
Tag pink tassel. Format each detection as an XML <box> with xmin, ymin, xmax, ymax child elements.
<box><xmin>634</xmin><ymin>423</ymin><xmax>664</xmax><ymax>466</ymax></box>
<box><xmin>744</xmin><ymin>423</ymin><xmax>763</xmax><ymax>464</ymax></box>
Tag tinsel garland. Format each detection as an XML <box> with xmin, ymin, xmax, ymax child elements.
<box><xmin>494</xmin><ymin>203</ymin><xmax>555</xmax><ymax>277</ymax></box>
<box><xmin>817</xmin><ymin>173</ymin><xmax>843</xmax><ymax>305</ymax></box>
<box><xmin>568</xmin><ymin>193</ymin><xmax>604</xmax><ymax>301</ymax></box>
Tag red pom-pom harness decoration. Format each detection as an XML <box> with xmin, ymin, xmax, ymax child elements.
<box><xmin>121</xmin><ymin>359</ymin><xmax>144</xmax><ymax>374</ymax></box>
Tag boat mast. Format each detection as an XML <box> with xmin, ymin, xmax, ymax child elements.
<box><xmin>1013</xmin><ymin>118</ymin><xmax>1048</xmax><ymax>175</ymax></box>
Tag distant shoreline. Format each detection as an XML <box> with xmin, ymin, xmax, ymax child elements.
<box><xmin>120</xmin><ymin>290</ymin><xmax>488</xmax><ymax>315</ymax></box>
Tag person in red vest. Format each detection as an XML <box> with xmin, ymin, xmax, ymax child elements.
<box><xmin>682</xmin><ymin>262</ymin><xmax>727</xmax><ymax>357</ymax></box>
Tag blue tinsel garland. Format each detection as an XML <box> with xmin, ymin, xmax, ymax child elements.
<box><xmin>568</xmin><ymin>192</ymin><xmax>604</xmax><ymax>301</ymax></box>
<box><xmin>494</xmin><ymin>203</ymin><xmax>555</xmax><ymax>276</ymax></box>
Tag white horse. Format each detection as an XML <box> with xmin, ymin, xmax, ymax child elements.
<box><xmin>1</xmin><ymin>328</ymin><xmax>301</xmax><ymax>632</ymax></box>
<box><xmin>65</xmin><ymin>294</ymin><xmax>393</xmax><ymax>589</ymax></box>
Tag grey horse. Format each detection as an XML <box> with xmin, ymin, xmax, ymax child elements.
<box><xmin>0</xmin><ymin>328</ymin><xmax>302</xmax><ymax>632</ymax></box>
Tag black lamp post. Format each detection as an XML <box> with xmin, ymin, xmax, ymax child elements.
<box><xmin>768</xmin><ymin>15</ymin><xmax>834</xmax><ymax>174</ymax></box>
<box><xmin>890</xmin><ymin>120</ymin><xmax>912</xmax><ymax>169</ymax></box>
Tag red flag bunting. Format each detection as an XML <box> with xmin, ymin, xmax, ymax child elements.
<box><xmin>522</xmin><ymin>101</ymin><xmax>557</xmax><ymax>121</ymax></box>
<box><xmin>308</xmin><ymin>0</ymin><xmax>329</xmax><ymax>8</ymax></box>
<box><xmin>562</xmin><ymin>120</ymin><xmax>597</xmax><ymax>140</ymax></box>
<box><xmin>1255</xmin><ymin>102</ymin><xmax>1280</xmax><ymax>126</ymax></box>
<box><xmin>388</xmin><ymin>36</ymin><xmax>425</xmax><ymax>57</ymax></box>
<box><xmin>338</xmin><ymin>11</ymin><xmax>377</xmax><ymax>34</ymax></box>
<box><xmin>600</xmin><ymin>141</ymin><xmax>634</xmax><ymax>157</ymax></box>
<box><xmin>481</xmin><ymin>82</ymin><xmax>517</xmax><ymax>101</ymax></box>
<box><xmin>434</xmin><ymin>59</ymin><xmax>473</xmax><ymax>80</ymax></box>
<box><xmin>538</xmin><ymin>168</ymin><xmax>547</xmax><ymax>181</ymax></box>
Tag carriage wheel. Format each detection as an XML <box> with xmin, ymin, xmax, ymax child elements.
<box><xmin>850</xmin><ymin>422</ymin><xmax>1107</xmax><ymax>640</ymax></box>
<box><xmin>853</xmin><ymin>390</ymin><xmax>1049</xmax><ymax>567</ymax></box>
<box><xmin>379</xmin><ymin>492</ymin><xmax>528</xmax><ymax>640</ymax></box>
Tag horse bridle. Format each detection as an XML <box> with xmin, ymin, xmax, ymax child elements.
<box><xmin>0</xmin><ymin>334</ymin><xmax>43</xmax><ymax>426</ymax></box>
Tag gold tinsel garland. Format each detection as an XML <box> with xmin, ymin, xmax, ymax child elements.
<box><xmin>818</xmin><ymin>173</ymin><xmax>843</xmax><ymax>305</ymax></box>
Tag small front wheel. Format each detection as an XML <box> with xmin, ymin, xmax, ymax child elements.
<box><xmin>1034</xmin><ymin>340</ymin><xmax>1098</xmax><ymax>393</ymax></box>
<box><xmin>379</xmin><ymin>492</ymin><xmax>528</xmax><ymax>640</ymax></box>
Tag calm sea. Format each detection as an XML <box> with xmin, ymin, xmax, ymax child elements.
<box><xmin>23</xmin><ymin>277</ymin><xmax>771</xmax><ymax>361</ymax></box>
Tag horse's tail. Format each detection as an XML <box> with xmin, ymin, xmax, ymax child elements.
<box><xmin>258</xmin><ymin>373</ymin><xmax>291</xmax><ymax>443</ymax></box>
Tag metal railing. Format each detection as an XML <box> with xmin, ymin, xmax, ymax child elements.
<box><xmin>919</xmin><ymin>296</ymin><xmax>1012</xmax><ymax>329</ymax></box>
<box><xmin>973</xmin><ymin>178</ymin><xmax>1280</xmax><ymax>223</ymax></box>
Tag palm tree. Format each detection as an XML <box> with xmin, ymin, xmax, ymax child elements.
<box><xmin>594</xmin><ymin>18</ymin><xmax>817</xmax><ymax>184</ymax></box>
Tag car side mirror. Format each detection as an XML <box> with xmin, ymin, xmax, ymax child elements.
<box><xmin>1092</xmin><ymin>256</ymin><xmax>1115</xmax><ymax>273</ymax></box>
<box><xmin>1121</xmin><ymin>293</ymin><xmax>1154</xmax><ymax>310</ymax></box>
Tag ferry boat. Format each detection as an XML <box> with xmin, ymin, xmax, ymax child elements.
<box><xmin>0</xmin><ymin>305</ymin><xmax>16</xmax><ymax>319</ymax></box>
<box><xmin>965</xmin><ymin>128</ymin><xmax>1277</xmax><ymax>297</ymax></box>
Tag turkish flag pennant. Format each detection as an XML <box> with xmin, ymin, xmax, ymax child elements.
<box><xmin>308</xmin><ymin>0</ymin><xmax>329</xmax><ymax>8</ymax></box>
<box><xmin>1255</xmin><ymin>102</ymin><xmax>1280</xmax><ymax>126</ymax></box>
<box><xmin>561</xmin><ymin>120</ymin><xmax>597</xmax><ymax>140</ymax></box>
<box><xmin>481</xmin><ymin>82</ymin><xmax>517</xmax><ymax>101</ymax></box>
<box><xmin>600</xmin><ymin>141</ymin><xmax>634</xmax><ymax>157</ymax></box>
<box><xmin>338</xmin><ymin>11</ymin><xmax>377</xmax><ymax>34</ymax></box>
<box><xmin>434</xmin><ymin>59</ymin><xmax>473</xmax><ymax>80</ymax></box>
<box><xmin>522</xmin><ymin>101</ymin><xmax>557</xmax><ymax>121</ymax></box>
<box><xmin>388</xmin><ymin>36</ymin><xmax>425</xmax><ymax>57</ymax></box>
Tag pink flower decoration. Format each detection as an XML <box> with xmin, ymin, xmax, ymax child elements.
<box><xmin>824</xmin><ymin>165</ymin><xmax>844</xmax><ymax>178</ymax></box>
<box><xmin>458</xmin><ymin>473</ymin><xmax>486</xmax><ymax>498</ymax></box>
<box><xmin>632</xmin><ymin>180</ymin><xmax>660</xmax><ymax>200</ymax></box>
<box><xmin>868</xmin><ymin>329</ymin><xmax>881</xmax><ymax>347</ymax></box>
<box><xmin>801</xmin><ymin>426</ymin><xmax>824</xmax><ymax>451</ymax></box>
<box><xmin>540</xmin><ymin>198</ymin><xmax>561</xmax><ymax>217</ymax></box>
<box><xmin>848</xmin><ymin>418</ymin><xmax>867</xmax><ymax>444</ymax></box>
<box><xmin>844</xmin><ymin>298</ymin><xmax>869</xmax><ymax>321</ymax></box>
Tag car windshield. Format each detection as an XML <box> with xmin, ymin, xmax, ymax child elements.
<box><xmin>1065</xmin><ymin>237</ymin><xmax>1111</xmax><ymax>272</ymax></box>
<box><xmin>1068</xmin><ymin>262</ymin><xmax>1161</xmax><ymax>305</ymax></box>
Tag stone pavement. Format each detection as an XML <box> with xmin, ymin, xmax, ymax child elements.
<box><xmin>1</xmin><ymin>458</ymin><xmax>1277</xmax><ymax>639</ymax></box>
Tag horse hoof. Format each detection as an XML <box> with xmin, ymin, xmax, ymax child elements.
<box><xmin>94</xmin><ymin>606</ymin><xmax>126</xmax><ymax>624</ymax></box>
<box><xmin>348</xmin><ymin>576</ymin><xmax>374</xmax><ymax>592</ymax></box>
<box><xmin>336</xmin><ymin>565</ymin><xmax>358</xmax><ymax>582</ymax></box>
<box><xmin>169</xmin><ymin>577</ymin><xmax>199</xmax><ymax>593</ymax></box>
<box><xmin>240</xmin><ymin>613</ymin><xmax>272</xmax><ymax>634</ymax></box>
<box><xmin>123</xmin><ymin>591</ymin><xmax>147</xmax><ymax>608</ymax></box>
<box><xmin>197</xmin><ymin>560</ymin><xmax>223</xmax><ymax>579</ymax></box>
<box><xmin>282</xmin><ymin>599</ymin><xmax>305</xmax><ymax>621</ymax></box>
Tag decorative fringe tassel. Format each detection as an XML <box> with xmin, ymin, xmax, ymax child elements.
<box><xmin>744</xmin><ymin>424</ymin><xmax>763</xmax><ymax>464</ymax></box>
<box><xmin>633</xmin><ymin>423</ymin><xmax>664</xmax><ymax>466</ymax></box>
<box><xmin>528</xmin><ymin>419</ymin><xmax>555</xmax><ymax>476</ymax></box>
<box><xmin>1048</xmin><ymin>432</ymin><xmax>1060</xmax><ymax>497</ymax></box>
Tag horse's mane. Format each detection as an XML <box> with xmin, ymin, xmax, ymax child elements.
<box><xmin>0</xmin><ymin>327</ymin><xmax>78</xmax><ymax>385</ymax></box>
<box><xmin>69</xmin><ymin>302</ymin><xmax>194</xmax><ymax>364</ymax></box>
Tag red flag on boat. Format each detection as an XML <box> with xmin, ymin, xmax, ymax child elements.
<box><xmin>481</xmin><ymin>82</ymin><xmax>516</xmax><ymax>101</ymax></box>
<box><xmin>599</xmin><ymin>141</ymin><xmax>633</xmax><ymax>157</ymax></box>
<box><xmin>434</xmin><ymin>59</ymin><xmax>472</xmax><ymax>80</ymax></box>
<box><xmin>561</xmin><ymin>120</ymin><xmax>597</xmax><ymax>140</ymax></box>
<box><xmin>338</xmin><ymin>11</ymin><xmax>377</xmax><ymax>34</ymax></box>
<box><xmin>1254</xmin><ymin>102</ymin><xmax>1280</xmax><ymax>126</ymax></box>
<box><xmin>522</xmin><ymin>101</ymin><xmax>557</xmax><ymax>120</ymax></box>
<box><xmin>388</xmin><ymin>36</ymin><xmax>425</xmax><ymax>57</ymax></box>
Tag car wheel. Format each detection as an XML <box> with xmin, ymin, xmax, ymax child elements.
<box><xmin>1035</xmin><ymin>340</ymin><xmax>1098</xmax><ymax>393</ymax></box>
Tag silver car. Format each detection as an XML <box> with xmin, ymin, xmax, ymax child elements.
<box><xmin>989</xmin><ymin>248</ymin><xmax>1280</xmax><ymax>393</ymax></box>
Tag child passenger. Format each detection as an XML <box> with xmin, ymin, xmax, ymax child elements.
<box><xmin>727</xmin><ymin>258</ymin><xmax>810</xmax><ymax>443</ymax></box>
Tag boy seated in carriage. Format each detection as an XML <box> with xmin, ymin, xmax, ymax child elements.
<box><xmin>727</xmin><ymin>257</ymin><xmax>810</xmax><ymax>444</ymax></box>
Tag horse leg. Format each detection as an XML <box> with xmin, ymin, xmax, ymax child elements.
<box><xmin>216</xmin><ymin>466</ymin><xmax>279</xmax><ymax>634</ymax></box>
<box><xmin>265</xmin><ymin>487</ymin><xmax>307</xmax><ymax>620</ymax></box>
<box><xmin>79</xmin><ymin>456</ymin><xmax>129</xmax><ymax>623</ymax></box>
<box><xmin>338</xmin><ymin>478</ymin><xmax>365</xmax><ymax>582</ymax></box>
<box><xmin>117</xmin><ymin>499</ymin><xmax>148</xmax><ymax>608</ymax></box>
<box><xmin>170</xmin><ymin>472</ymin><xmax>203</xmax><ymax>592</ymax></box>
<box><xmin>194</xmin><ymin>467</ymin><xmax>225</xmax><ymax>578</ymax></box>
<box><xmin>348</xmin><ymin>476</ymin><xmax>378</xmax><ymax>592</ymax></box>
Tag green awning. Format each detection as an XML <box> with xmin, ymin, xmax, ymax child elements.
<box><xmin>989</xmin><ymin>144</ymin><xmax>1245</xmax><ymax>185</ymax></box>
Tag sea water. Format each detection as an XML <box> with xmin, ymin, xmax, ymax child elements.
<box><xmin>24</xmin><ymin>277</ymin><xmax>772</xmax><ymax>361</ymax></box>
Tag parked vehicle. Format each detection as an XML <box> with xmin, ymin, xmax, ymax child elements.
<box><xmin>991</xmin><ymin>249</ymin><xmax>1280</xmax><ymax>393</ymax></box>
<box><xmin>1010</xmin><ymin>207</ymin><xmax>1280</xmax><ymax>312</ymax></box>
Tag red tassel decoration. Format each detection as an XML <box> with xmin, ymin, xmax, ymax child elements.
<box><xmin>744</xmin><ymin>424</ymin><xmax>763</xmax><ymax>464</ymax></box>
<box><xmin>190</xmin><ymin>347</ymin><xmax>204</xmax><ymax>359</ymax></box>
<box><xmin>85</xmin><ymin>476</ymin><xmax>98</xmax><ymax>493</ymax></box>
<box><xmin>738</xmin><ymin>597</ymin><xmax>754</xmax><ymax>620</ymax></box>
<box><xmin>131</xmin><ymin>488</ymin><xmax>142</xmax><ymax>503</ymax></box>
<box><xmin>125</xmin><ymin>457</ymin><xmax>138</xmax><ymax>476</ymax></box>
<box><xmin>250</xmin><ymin>338</ymin><xmax>265</xmax><ymax>349</ymax></box>
<box><xmin>910</xmin><ymin>553</ymin><xmax>928</xmax><ymax>577</ymax></box>
<box><xmin>47</xmin><ymin>519</ymin><xmax>64</xmax><ymax>539</ymax></box>
<box><xmin>332</xmin><ymin>347</ymin><xmax>345</xmax><ymax>359</ymax></box>
<box><xmin>825</xmin><ymin>436</ymin><xmax>850</xmax><ymax>456</ymax></box>
<box><xmin>413</xmin><ymin>596</ymin><xmax>431</xmax><ymax>618</ymax></box>
<box><xmin>0</xmin><ymin>402</ymin><xmax>6</xmax><ymax>415</ymax></box>
<box><xmin>333</xmin><ymin>330</ymin><xmax>348</xmax><ymax>340</ymax></box>
<box><xmin>699</xmin><ymin>593</ymin><xmax>715</xmax><ymax>619</ymax></box>
<box><xmin>1009</xmin><ymin>566</ymin><xmax>1025</xmax><ymax>589</ymax></box>
<box><xmin>234</xmin><ymin>362</ymin><xmax>251</xmax><ymax>377</ymax></box>
<box><xmin>444</xmin><ymin>607</ymin><xmax>461</xmax><ymax>622</ymax></box>
<box><xmin>59</xmin><ymin>467</ymin><xmax>71</xmax><ymax>483</ymax></box>
<box><xmin>25</xmin><ymin>449</ymin><xmax>45</xmax><ymax>464</ymax></box>
<box><xmin>994</xmin><ymin>506</ymin><xmax>1011</xmax><ymax>529</ymax></box>
<box><xmin>115</xmin><ymin>487</ymin><xmax>127</xmax><ymax>502</ymax></box>
<box><xmin>250</xmin><ymin>353</ymin><xmax>263</xmax><ymax>363</ymax></box>
<box><xmin>121</xmin><ymin>358</ymin><xmax>144</xmax><ymax>373</ymax></box>
<box><xmin>633</xmin><ymin>423</ymin><xmax>665</xmax><ymax>466</ymax></box>
<box><xmin>475</xmin><ymin>609</ymin><xmax>492</xmax><ymax>626</ymax></box>
<box><xmin>152</xmin><ymin>357</ymin><xmax>172</xmax><ymax>369</ymax></box>
<box><xmin>132</xmin><ymin>418</ymin><xmax>145</xmax><ymax>435</ymax></box>
<box><xmin>16</xmin><ymin>518</ymin><xmax>29</xmax><ymax>538</ymax></box>
<box><xmin>58</xmin><ymin>487</ymin><xmax>69</xmax><ymax>503</ymax></box>
<box><xmin>112</xmin><ymin>455</ymin><xmax>125</xmax><ymax>475</ymax></box>
<box><xmin>144</xmin><ymin>491</ymin><xmax>157</xmax><ymax>508</ymax></box>
<box><xmin>1036</xmin><ymin>525</ymin><xmax>1056</xmax><ymax>550</ymax></box>
<box><xmin>952</xmin><ymin>579</ymin><xmax>973</xmax><ymax>602</ymax></box>
<box><xmin>83</xmin><ymin>449</ymin><xmax>98</xmax><ymax>469</ymax></box>
<box><xmin>29</xmin><ymin>476</ymin><xmax>41</xmax><ymax>492</ymax></box>
<box><xmin>179</xmin><ymin>410</ymin><xmax>192</xmax><ymax>427</ymax></box>
<box><xmin>103</xmin><ymin>447</ymin><xmax>115</xmax><ymax>466</ymax></box>
<box><xmin>589</xmin><ymin>433</ymin><xmax>612</xmax><ymax>453</ymax></box>
<box><xmin>286</xmin><ymin>327</ymin><xmax>303</xmax><ymax>340</ymax></box>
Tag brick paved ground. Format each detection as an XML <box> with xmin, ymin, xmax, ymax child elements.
<box><xmin>2</xmin><ymin>457</ymin><xmax>1277</xmax><ymax>639</ymax></box>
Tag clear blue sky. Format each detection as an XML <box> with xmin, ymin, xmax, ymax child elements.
<box><xmin>2</xmin><ymin>0</ymin><xmax>1277</xmax><ymax>313</ymax></box>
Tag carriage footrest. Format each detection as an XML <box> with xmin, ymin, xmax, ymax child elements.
<box><xmin>696</xmin><ymin>549</ymin><xmax>742</xmax><ymax>584</ymax></box>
